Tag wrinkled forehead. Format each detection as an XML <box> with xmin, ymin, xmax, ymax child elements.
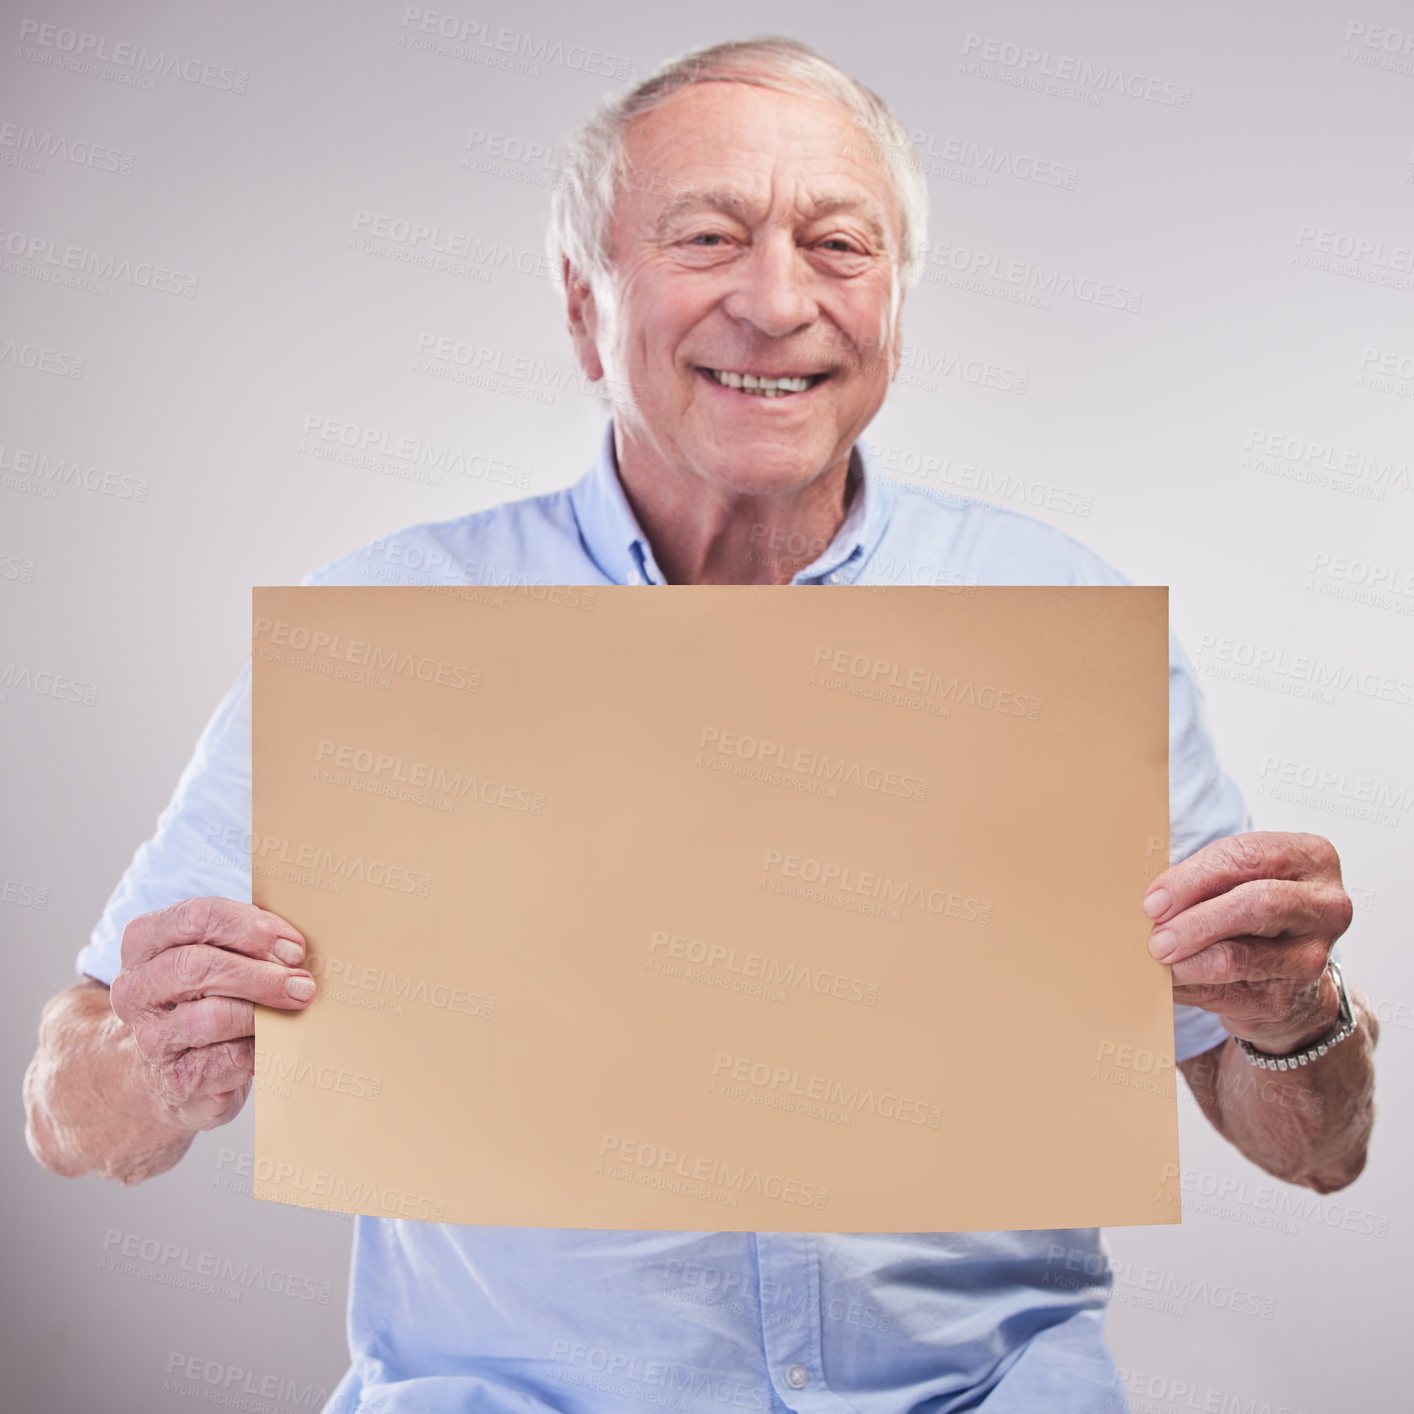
<box><xmin>614</xmin><ymin>81</ymin><xmax>903</xmax><ymax>253</ymax></box>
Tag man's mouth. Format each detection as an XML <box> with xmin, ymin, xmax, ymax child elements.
<box><xmin>700</xmin><ymin>367</ymin><xmax>828</xmax><ymax>397</ymax></box>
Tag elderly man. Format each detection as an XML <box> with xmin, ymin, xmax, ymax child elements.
<box><xmin>25</xmin><ymin>36</ymin><xmax>1376</xmax><ymax>1414</ymax></box>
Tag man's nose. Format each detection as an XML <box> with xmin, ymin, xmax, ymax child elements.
<box><xmin>721</xmin><ymin>234</ymin><xmax>819</xmax><ymax>339</ymax></box>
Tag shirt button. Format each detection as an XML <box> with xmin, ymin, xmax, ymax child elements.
<box><xmin>628</xmin><ymin>571</ymin><xmax>642</xmax><ymax>584</ymax></box>
<box><xmin>785</xmin><ymin>1364</ymin><xmax>808</xmax><ymax>1389</ymax></box>
<box><xmin>826</xmin><ymin>573</ymin><xmax>840</xmax><ymax>584</ymax></box>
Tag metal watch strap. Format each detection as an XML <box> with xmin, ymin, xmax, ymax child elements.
<box><xmin>1232</xmin><ymin>959</ymin><xmax>1356</xmax><ymax>1071</ymax></box>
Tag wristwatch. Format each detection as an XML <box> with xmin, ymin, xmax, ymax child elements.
<box><xmin>1232</xmin><ymin>959</ymin><xmax>1357</xmax><ymax>1071</ymax></box>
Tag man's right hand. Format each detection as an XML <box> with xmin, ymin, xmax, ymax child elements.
<box><xmin>109</xmin><ymin>897</ymin><xmax>316</xmax><ymax>1133</ymax></box>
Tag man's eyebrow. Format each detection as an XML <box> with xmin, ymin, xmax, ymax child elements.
<box><xmin>796</xmin><ymin>194</ymin><xmax>890</xmax><ymax>249</ymax></box>
<box><xmin>648</xmin><ymin>189</ymin><xmax>760</xmax><ymax>240</ymax></box>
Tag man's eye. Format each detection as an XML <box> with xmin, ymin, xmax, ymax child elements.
<box><xmin>820</xmin><ymin>238</ymin><xmax>857</xmax><ymax>253</ymax></box>
<box><xmin>690</xmin><ymin>233</ymin><xmax>726</xmax><ymax>246</ymax></box>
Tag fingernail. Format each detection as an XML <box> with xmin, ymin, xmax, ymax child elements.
<box><xmin>1148</xmin><ymin>930</ymin><xmax>1175</xmax><ymax>960</ymax></box>
<box><xmin>272</xmin><ymin>938</ymin><xmax>304</xmax><ymax>966</ymax></box>
<box><xmin>285</xmin><ymin>975</ymin><xmax>316</xmax><ymax>1001</ymax></box>
<box><xmin>1142</xmin><ymin>888</ymin><xmax>1172</xmax><ymax>920</ymax></box>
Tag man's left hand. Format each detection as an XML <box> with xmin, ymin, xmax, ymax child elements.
<box><xmin>1144</xmin><ymin>831</ymin><xmax>1354</xmax><ymax>1054</ymax></box>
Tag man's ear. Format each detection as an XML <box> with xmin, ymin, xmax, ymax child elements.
<box><xmin>564</xmin><ymin>258</ymin><xmax>605</xmax><ymax>382</ymax></box>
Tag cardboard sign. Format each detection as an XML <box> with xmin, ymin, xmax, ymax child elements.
<box><xmin>252</xmin><ymin>585</ymin><xmax>1178</xmax><ymax>1231</ymax></box>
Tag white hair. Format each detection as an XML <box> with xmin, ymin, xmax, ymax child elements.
<box><xmin>545</xmin><ymin>36</ymin><xmax>930</xmax><ymax>299</ymax></box>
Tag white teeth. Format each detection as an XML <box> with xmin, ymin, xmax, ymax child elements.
<box><xmin>708</xmin><ymin>369</ymin><xmax>816</xmax><ymax>395</ymax></box>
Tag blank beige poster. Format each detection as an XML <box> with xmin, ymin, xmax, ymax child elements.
<box><xmin>251</xmin><ymin>585</ymin><xmax>1179</xmax><ymax>1232</ymax></box>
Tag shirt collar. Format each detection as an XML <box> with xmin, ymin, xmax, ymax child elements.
<box><xmin>568</xmin><ymin>419</ymin><xmax>894</xmax><ymax>586</ymax></box>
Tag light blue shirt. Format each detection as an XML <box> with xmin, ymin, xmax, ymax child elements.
<box><xmin>80</xmin><ymin>420</ymin><xmax>1247</xmax><ymax>1414</ymax></box>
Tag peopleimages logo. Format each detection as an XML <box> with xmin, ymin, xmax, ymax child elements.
<box><xmin>761</xmin><ymin>849</ymin><xmax>993</xmax><ymax>924</ymax></box>
<box><xmin>696</xmin><ymin>726</ymin><xmax>929</xmax><ymax>802</ymax></box>
<box><xmin>163</xmin><ymin>1353</ymin><xmax>327</xmax><ymax>1411</ymax></box>
<box><xmin>254</xmin><ymin>614</ymin><xmax>481</xmax><ymax>692</ymax></box>
<box><xmin>1195</xmin><ymin>633</ymin><xmax>1414</xmax><ymax>707</ymax></box>
<box><xmin>1159</xmin><ymin>1162</ymin><xmax>1391</xmax><ymax>1239</ymax></box>
<box><xmin>894</xmin><ymin>342</ymin><xmax>1031</xmax><ymax>392</ymax></box>
<box><xmin>0</xmin><ymin>121</ymin><xmax>136</xmax><ymax>174</ymax></box>
<box><xmin>598</xmin><ymin>1135</ymin><xmax>829</xmax><ymax>1209</ymax></box>
<box><xmin>0</xmin><ymin>661</ymin><xmax>99</xmax><ymax>706</ymax></box>
<box><xmin>308</xmin><ymin>953</ymin><xmax>496</xmax><ymax>1021</ymax></box>
<box><xmin>919</xmin><ymin>238</ymin><xmax>1143</xmax><ymax>312</ymax></box>
<box><xmin>302</xmin><ymin>412</ymin><xmax>534</xmax><ymax>487</ymax></box>
<box><xmin>245</xmin><ymin>830</ymin><xmax>433</xmax><ymax>899</ymax></box>
<box><xmin>1243</xmin><ymin>428</ymin><xmax>1410</xmax><ymax>500</ymax></box>
<box><xmin>710</xmin><ymin>1053</ymin><xmax>943</xmax><ymax>1129</ymax></box>
<box><xmin>959</xmin><ymin>33</ymin><xmax>1193</xmax><ymax>107</ymax></box>
<box><xmin>549</xmin><ymin>1341</ymin><xmax>763</xmax><ymax>1411</ymax></box>
<box><xmin>811</xmin><ymin>644</ymin><xmax>1042</xmax><ymax>720</ymax></box>
<box><xmin>15</xmin><ymin>17</ymin><xmax>249</xmax><ymax>92</ymax></box>
<box><xmin>0</xmin><ymin>226</ymin><xmax>199</xmax><ymax>296</ymax></box>
<box><xmin>0</xmin><ymin>441</ymin><xmax>149</xmax><ymax>500</ymax></box>
<box><xmin>252</xmin><ymin>1049</ymin><xmax>382</xmax><ymax>1101</ymax></box>
<box><xmin>314</xmin><ymin>739</ymin><xmax>546</xmax><ymax>815</ymax></box>
<box><xmin>253</xmin><ymin>1159</ymin><xmax>446</xmax><ymax>1220</ymax></box>
<box><xmin>647</xmin><ymin>928</ymin><xmax>881</xmax><ymax>1006</ymax></box>
<box><xmin>1255</xmin><ymin>753</ymin><xmax>1412</xmax><ymax>827</ymax></box>
<box><xmin>99</xmin><ymin>1230</ymin><xmax>331</xmax><ymax>1303</ymax></box>
<box><xmin>397</xmin><ymin>7</ymin><xmax>633</xmax><ymax>80</ymax></box>
<box><xmin>0</xmin><ymin>338</ymin><xmax>84</xmax><ymax>378</ymax></box>
<box><xmin>1</xmin><ymin>878</ymin><xmax>49</xmax><ymax>909</ymax></box>
<box><xmin>850</xmin><ymin>119</ymin><xmax>1079</xmax><ymax>191</ymax></box>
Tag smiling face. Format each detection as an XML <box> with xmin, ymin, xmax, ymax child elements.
<box><xmin>566</xmin><ymin>80</ymin><xmax>906</xmax><ymax>498</ymax></box>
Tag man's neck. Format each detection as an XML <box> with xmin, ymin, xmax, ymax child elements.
<box><xmin>612</xmin><ymin>432</ymin><xmax>860</xmax><ymax>586</ymax></box>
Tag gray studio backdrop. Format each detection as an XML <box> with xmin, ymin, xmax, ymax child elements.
<box><xmin>4</xmin><ymin>1</ymin><xmax>1411</xmax><ymax>1410</ymax></box>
